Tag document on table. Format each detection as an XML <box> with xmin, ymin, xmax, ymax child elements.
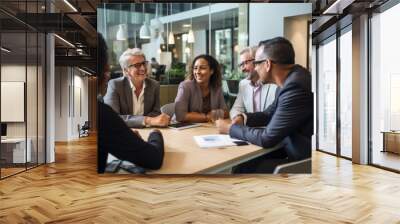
<box><xmin>193</xmin><ymin>134</ymin><xmax>239</xmax><ymax>148</ymax></box>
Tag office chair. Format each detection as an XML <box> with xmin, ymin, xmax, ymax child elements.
<box><xmin>273</xmin><ymin>158</ymin><xmax>312</xmax><ymax>174</ymax></box>
<box><xmin>155</xmin><ymin>65</ymin><xmax>166</xmax><ymax>81</ymax></box>
<box><xmin>222</xmin><ymin>80</ymin><xmax>238</xmax><ymax>108</ymax></box>
<box><xmin>79</xmin><ymin>121</ymin><xmax>90</xmax><ymax>138</ymax></box>
<box><xmin>161</xmin><ymin>103</ymin><xmax>175</xmax><ymax>117</ymax></box>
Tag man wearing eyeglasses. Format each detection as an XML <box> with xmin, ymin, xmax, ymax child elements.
<box><xmin>230</xmin><ymin>46</ymin><xmax>277</xmax><ymax>122</ymax></box>
<box><xmin>216</xmin><ymin>37</ymin><xmax>313</xmax><ymax>173</ymax></box>
<box><xmin>104</xmin><ymin>48</ymin><xmax>170</xmax><ymax>128</ymax></box>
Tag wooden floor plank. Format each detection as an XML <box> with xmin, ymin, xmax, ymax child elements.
<box><xmin>0</xmin><ymin>135</ymin><xmax>400</xmax><ymax>223</ymax></box>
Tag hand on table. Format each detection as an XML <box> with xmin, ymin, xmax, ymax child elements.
<box><xmin>145</xmin><ymin>113</ymin><xmax>171</xmax><ymax>127</ymax></box>
<box><xmin>231</xmin><ymin>114</ymin><xmax>244</xmax><ymax>125</ymax></box>
<box><xmin>215</xmin><ymin>119</ymin><xmax>232</xmax><ymax>134</ymax></box>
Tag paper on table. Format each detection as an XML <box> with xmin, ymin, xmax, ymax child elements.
<box><xmin>193</xmin><ymin>134</ymin><xmax>238</xmax><ymax>148</ymax></box>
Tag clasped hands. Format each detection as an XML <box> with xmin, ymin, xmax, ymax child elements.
<box><xmin>215</xmin><ymin>114</ymin><xmax>244</xmax><ymax>134</ymax></box>
<box><xmin>144</xmin><ymin>113</ymin><xmax>170</xmax><ymax>127</ymax></box>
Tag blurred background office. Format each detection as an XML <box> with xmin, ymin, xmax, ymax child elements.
<box><xmin>97</xmin><ymin>3</ymin><xmax>311</xmax><ymax>107</ymax></box>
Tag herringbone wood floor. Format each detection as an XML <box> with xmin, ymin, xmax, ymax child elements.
<box><xmin>1</xmin><ymin>135</ymin><xmax>400</xmax><ymax>223</ymax></box>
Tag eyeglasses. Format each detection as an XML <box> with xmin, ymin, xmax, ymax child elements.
<box><xmin>127</xmin><ymin>61</ymin><xmax>148</xmax><ymax>69</ymax></box>
<box><xmin>252</xmin><ymin>59</ymin><xmax>276</xmax><ymax>66</ymax></box>
<box><xmin>238</xmin><ymin>59</ymin><xmax>254</xmax><ymax>68</ymax></box>
<box><xmin>252</xmin><ymin>59</ymin><xmax>267</xmax><ymax>66</ymax></box>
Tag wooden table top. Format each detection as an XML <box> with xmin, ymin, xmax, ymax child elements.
<box><xmin>134</xmin><ymin>123</ymin><xmax>279</xmax><ymax>174</ymax></box>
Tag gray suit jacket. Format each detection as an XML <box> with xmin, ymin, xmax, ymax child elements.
<box><xmin>174</xmin><ymin>79</ymin><xmax>227</xmax><ymax>122</ymax></box>
<box><xmin>103</xmin><ymin>76</ymin><xmax>161</xmax><ymax>128</ymax></box>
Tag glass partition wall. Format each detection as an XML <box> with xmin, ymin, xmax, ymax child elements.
<box><xmin>0</xmin><ymin>2</ymin><xmax>46</xmax><ymax>179</ymax></box>
<box><xmin>370</xmin><ymin>2</ymin><xmax>400</xmax><ymax>171</ymax></box>
<box><xmin>317</xmin><ymin>35</ymin><xmax>337</xmax><ymax>155</ymax></box>
<box><xmin>316</xmin><ymin>25</ymin><xmax>353</xmax><ymax>159</ymax></box>
<box><xmin>98</xmin><ymin>3</ymin><xmax>248</xmax><ymax>106</ymax></box>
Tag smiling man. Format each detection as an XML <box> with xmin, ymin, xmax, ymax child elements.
<box><xmin>216</xmin><ymin>37</ymin><xmax>313</xmax><ymax>173</ymax></box>
<box><xmin>104</xmin><ymin>48</ymin><xmax>170</xmax><ymax>128</ymax></box>
<box><xmin>230</xmin><ymin>46</ymin><xmax>278</xmax><ymax>121</ymax></box>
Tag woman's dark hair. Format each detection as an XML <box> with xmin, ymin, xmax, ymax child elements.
<box><xmin>187</xmin><ymin>54</ymin><xmax>222</xmax><ymax>89</ymax></box>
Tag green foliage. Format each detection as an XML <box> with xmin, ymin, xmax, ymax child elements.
<box><xmin>166</xmin><ymin>62</ymin><xmax>186</xmax><ymax>78</ymax></box>
<box><xmin>224</xmin><ymin>70</ymin><xmax>246</xmax><ymax>80</ymax></box>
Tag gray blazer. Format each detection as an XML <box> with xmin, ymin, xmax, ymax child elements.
<box><xmin>174</xmin><ymin>79</ymin><xmax>227</xmax><ymax>122</ymax></box>
<box><xmin>230</xmin><ymin>79</ymin><xmax>278</xmax><ymax>119</ymax></box>
<box><xmin>103</xmin><ymin>76</ymin><xmax>161</xmax><ymax>128</ymax></box>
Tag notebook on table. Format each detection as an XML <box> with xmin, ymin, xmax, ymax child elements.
<box><xmin>168</xmin><ymin>122</ymin><xmax>201</xmax><ymax>130</ymax></box>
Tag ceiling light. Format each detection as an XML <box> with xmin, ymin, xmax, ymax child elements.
<box><xmin>182</xmin><ymin>24</ymin><xmax>191</xmax><ymax>28</ymax></box>
<box><xmin>187</xmin><ymin>3</ymin><xmax>195</xmax><ymax>44</ymax></box>
<box><xmin>54</xmin><ymin>34</ymin><xmax>75</xmax><ymax>48</ymax></box>
<box><xmin>139</xmin><ymin>3</ymin><xmax>151</xmax><ymax>39</ymax></box>
<box><xmin>78</xmin><ymin>67</ymin><xmax>93</xmax><ymax>76</ymax></box>
<box><xmin>63</xmin><ymin>0</ymin><xmax>78</xmax><ymax>12</ymax></box>
<box><xmin>139</xmin><ymin>23</ymin><xmax>151</xmax><ymax>39</ymax></box>
<box><xmin>168</xmin><ymin>3</ymin><xmax>175</xmax><ymax>45</ymax></box>
<box><xmin>168</xmin><ymin>31</ymin><xmax>175</xmax><ymax>45</ymax></box>
<box><xmin>116</xmin><ymin>24</ymin><xmax>127</xmax><ymax>41</ymax></box>
<box><xmin>1</xmin><ymin>47</ymin><xmax>11</xmax><ymax>53</ymax></box>
<box><xmin>322</xmin><ymin>0</ymin><xmax>353</xmax><ymax>15</ymax></box>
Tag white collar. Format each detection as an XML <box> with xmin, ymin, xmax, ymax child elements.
<box><xmin>127</xmin><ymin>76</ymin><xmax>146</xmax><ymax>91</ymax></box>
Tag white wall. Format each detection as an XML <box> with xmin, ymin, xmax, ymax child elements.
<box><xmin>249</xmin><ymin>3</ymin><xmax>311</xmax><ymax>46</ymax></box>
<box><xmin>54</xmin><ymin>67</ymin><xmax>89</xmax><ymax>141</ymax></box>
<box><xmin>1</xmin><ymin>65</ymin><xmax>39</xmax><ymax>136</ymax></box>
<box><xmin>312</xmin><ymin>45</ymin><xmax>317</xmax><ymax>151</ymax></box>
<box><xmin>1</xmin><ymin>64</ymin><xmax>46</xmax><ymax>164</ymax></box>
<box><xmin>284</xmin><ymin>15</ymin><xmax>310</xmax><ymax>68</ymax></box>
<box><xmin>55</xmin><ymin>67</ymin><xmax>69</xmax><ymax>141</ymax></box>
<box><xmin>193</xmin><ymin>30</ymin><xmax>207</xmax><ymax>56</ymax></box>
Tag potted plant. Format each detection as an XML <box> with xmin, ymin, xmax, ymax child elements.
<box><xmin>166</xmin><ymin>62</ymin><xmax>186</xmax><ymax>84</ymax></box>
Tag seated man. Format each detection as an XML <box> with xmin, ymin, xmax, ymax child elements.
<box><xmin>98</xmin><ymin>98</ymin><xmax>164</xmax><ymax>173</ymax></box>
<box><xmin>104</xmin><ymin>48</ymin><xmax>170</xmax><ymax>128</ymax></box>
<box><xmin>217</xmin><ymin>37</ymin><xmax>313</xmax><ymax>173</ymax></box>
<box><xmin>230</xmin><ymin>46</ymin><xmax>277</xmax><ymax>119</ymax></box>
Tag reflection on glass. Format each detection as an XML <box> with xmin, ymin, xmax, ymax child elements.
<box><xmin>38</xmin><ymin>32</ymin><xmax>46</xmax><ymax>165</ymax></box>
<box><xmin>98</xmin><ymin>3</ymin><xmax>245</xmax><ymax>107</ymax></box>
<box><xmin>318</xmin><ymin>37</ymin><xmax>337</xmax><ymax>154</ymax></box>
<box><xmin>27</xmin><ymin>32</ymin><xmax>39</xmax><ymax>169</ymax></box>
<box><xmin>1</xmin><ymin>31</ymin><xmax>27</xmax><ymax>177</ymax></box>
<box><xmin>340</xmin><ymin>29</ymin><xmax>352</xmax><ymax>158</ymax></box>
<box><xmin>0</xmin><ymin>1</ymin><xmax>47</xmax><ymax>179</ymax></box>
<box><xmin>371</xmin><ymin>3</ymin><xmax>400</xmax><ymax>171</ymax></box>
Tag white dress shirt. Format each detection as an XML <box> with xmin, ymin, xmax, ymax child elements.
<box><xmin>129</xmin><ymin>79</ymin><xmax>146</xmax><ymax>116</ymax></box>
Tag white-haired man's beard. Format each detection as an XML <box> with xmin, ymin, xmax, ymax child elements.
<box><xmin>246</xmin><ymin>70</ymin><xmax>257</xmax><ymax>80</ymax></box>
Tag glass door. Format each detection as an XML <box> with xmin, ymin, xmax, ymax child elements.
<box><xmin>339</xmin><ymin>27</ymin><xmax>352</xmax><ymax>159</ymax></box>
<box><xmin>317</xmin><ymin>35</ymin><xmax>337</xmax><ymax>155</ymax></box>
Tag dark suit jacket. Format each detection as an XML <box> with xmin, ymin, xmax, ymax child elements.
<box><xmin>97</xmin><ymin>98</ymin><xmax>164</xmax><ymax>173</ymax></box>
<box><xmin>230</xmin><ymin>65</ymin><xmax>313</xmax><ymax>161</ymax></box>
<box><xmin>174</xmin><ymin>79</ymin><xmax>227</xmax><ymax>122</ymax></box>
<box><xmin>103</xmin><ymin>76</ymin><xmax>161</xmax><ymax>128</ymax></box>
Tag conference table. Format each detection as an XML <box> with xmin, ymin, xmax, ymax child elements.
<box><xmin>129</xmin><ymin>123</ymin><xmax>280</xmax><ymax>174</ymax></box>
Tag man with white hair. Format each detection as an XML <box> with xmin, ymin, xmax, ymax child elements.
<box><xmin>229</xmin><ymin>46</ymin><xmax>277</xmax><ymax>122</ymax></box>
<box><xmin>104</xmin><ymin>48</ymin><xmax>170</xmax><ymax>128</ymax></box>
